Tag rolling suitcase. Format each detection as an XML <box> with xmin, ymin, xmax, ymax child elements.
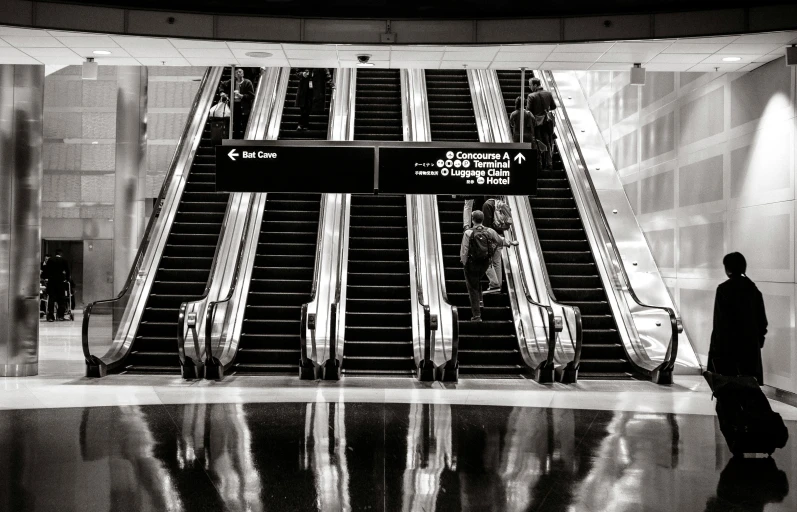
<box><xmin>703</xmin><ymin>370</ymin><xmax>788</xmax><ymax>456</ymax></box>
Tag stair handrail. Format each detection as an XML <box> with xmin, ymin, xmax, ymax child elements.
<box><xmin>173</xmin><ymin>68</ymin><xmax>269</xmax><ymax>377</ymax></box>
<box><xmin>83</xmin><ymin>66</ymin><xmax>224</xmax><ymax>376</ymax></box>
<box><xmin>327</xmin><ymin>192</ymin><xmax>350</xmax><ymax>368</ymax></box>
<box><xmin>409</xmin><ymin>193</ymin><xmax>433</xmax><ymax>370</ymax></box>
<box><xmin>540</xmin><ymin>70</ymin><xmax>680</xmax><ymax>377</ymax></box>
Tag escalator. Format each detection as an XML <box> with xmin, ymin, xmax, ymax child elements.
<box><xmin>118</xmin><ymin>68</ymin><xmax>237</xmax><ymax>374</ymax></box>
<box><xmin>426</xmin><ymin>69</ymin><xmax>526</xmax><ymax>377</ymax></box>
<box><xmin>496</xmin><ymin>70</ymin><xmax>632</xmax><ymax>379</ymax></box>
<box><xmin>341</xmin><ymin>69</ymin><xmax>414</xmax><ymax>376</ymax></box>
<box><xmin>229</xmin><ymin>69</ymin><xmax>329</xmax><ymax>374</ymax></box>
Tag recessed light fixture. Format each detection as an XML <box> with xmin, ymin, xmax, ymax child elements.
<box><xmin>722</xmin><ymin>57</ymin><xmax>742</xmax><ymax>62</ymax></box>
<box><xmin>245</xmin><ymin>51</ymin><xmax>272</xmax><ymax>58</ymax></box>
<box><xmin>93</xmin><ymin>50</ymin><xmax>111</xmax><ymax>55</ymax></box>
<box><xmin>91</xmin><ymin>141</ymin><xmax>98</xmax><ymax>145</ymax></box>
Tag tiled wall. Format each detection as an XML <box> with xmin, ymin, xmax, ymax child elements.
<box><xmin>576</xmin><ymin>58</ymin><xmax>797</xmax><ymax>393</ymax></box>
<box><xmin>42</xmin><ymin>65</ymin><xmax>205</xmax><ymax>305</ymax></box>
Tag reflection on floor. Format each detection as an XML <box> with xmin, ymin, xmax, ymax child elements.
<box><xmin>0</xmin><ymin>402</ymin><xmax>794</xmax><ymax>511</ymax></box>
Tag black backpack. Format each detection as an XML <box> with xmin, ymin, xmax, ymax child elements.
<box><xmin>468</xmin><ymin>226</ymin><xmax>495</xmax><ymax>266</ymax></box>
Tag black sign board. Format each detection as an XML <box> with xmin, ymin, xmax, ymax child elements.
<box><xmin>215</xmin><ymin>141</ymin><xmax>536</xmax><ymax>195</ymax></box>
<box><xmin>215</xmin><ymin>142</ymin><xmax>375</xmax><ymax>194</ymax></box>
<box><xmin>378</xmin><ymin>144</ymin><xmax>536</xmax><ymax>195</ymax></box>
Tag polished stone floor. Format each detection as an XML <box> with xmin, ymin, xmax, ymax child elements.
<box><xmin>0</xmin><ymin>401</ymin><xmax>794</xmax><ymax>512</ymax></box>
<box><xmin>1</xmin><ymin>314</ymin><xmax>795</xmax><ymax>511</ymax></box>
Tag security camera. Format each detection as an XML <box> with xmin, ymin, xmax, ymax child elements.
<box><xmin>356</xmin><ymin>54</ymin><xmax>371</xmax><ymax>64</ymax></box>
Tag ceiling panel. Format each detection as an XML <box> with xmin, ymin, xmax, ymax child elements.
<box><xmin>136</xmin><ymin>57</ymin><xmax>191</xmax><ymax>66</ymax></box>
<box><xmin>549</xmin><ymin>53</ymin><xmax>601</xmax><ymax>63</ymax></box>
<box><xmin>493</xmin><ymin>52</ymin><xmax>552</xmax><ymax>62</ymax></box>
<box><xmin>662</xmin><ymin>42</ymin><xmax>728</xmax><ymax>54</ymax></box>
<box><xmin>675</xmin><ymin>36</ymin><xmax>738</xmax><ymax>45</ymax></box>
<box><xmin>169</xmin><ymin>39</ymin><xmax>228</xmax><ymax>49</ymax></box>
<box><xmin>33</xmin><ymin>55</ymin><xmax>84</xmax><ymax>65</ymax></box>
<box><xmin>689</xmin><ymin>62</ymin><xmax>746</xmax><ymax>72</ymax></box>
<box><xmin>444</xmin><ymin>46</ymin><xmax>499</xmax><ymax>59</ymax></box>
<box><xmin>734</xmin><ymin>32</ymin><xmax>797</xmax><ymax>44</ymax></box>
<box><xmin>179</xmin><ymin>48</ymin><xmax>234</xmax><ymax>59</ymax></box>
<box><xmin>0</xmin><ymin>47</ymin><xmax>33</xmax><ymax>58</ymax></box>
<box><xmin>71</xmin><ymin>47</ymin><xmax>132</xmax><ymax>58</ymax></box>
<box><xmin>1</xmin><ymin>36</ymin><xmax>64</xmax><ymax>48</ymax></box>
<box><xmin>607</xmin><ymin>42</ymin><xmax>672</xmax><ymax>53</ymax></box>
<box><xmin>552</xmin><ymin>42</ymin><xmax>614</xmax><ymax>53</ymax></box>
<box><xmin>337</xmin><ymin>50</ymin><xmax>390</xmax><ymax>60</ymax></box>
<box><xmin>21</xmin><ymin>47</ymin><xmax>80</xmax><ymax>57</ymax></box>
<box><xmin>52</xmin><ymin>35</ymin><xmax>119</xmax><ymax>47</ymax></box>
<box><xmin>438</xmin><ymin>61</ymin><xmax>490</xmax><ymax>69</ymax></box>
<box><xmin>716</xmin><ymin>43</ymin><xmax>784</xmax><ymax>54</ymax></box>
<box><xmin>95</xmin><ymin>57</ymin><xmax>141</xmax><ymax>66</ymax></box>
<box><xmin>643</xmin><ymin>62</ymin><xmax>695</xmax><ymax>72</ymax></box>
<box><xmin>111</xmin><ymin>36</ymin><xmax>175</xmax><ymax>49</ymax></box>
<box><xmin>499</xmin><ymin>44</ymin><xmax>557</xmax><ymax>53</ymax></box>
<box><xmin>489</xmin><ymin>61</ymin><xmax>543</xmax><ymax>69</ymax></box>
<box><xmin>390</xmin><ymin>51</ymin><xmax>443</xmax><ymax>61</ymax></box>
<box><xmin>288</xmin><ymin>58</ymin><xmax>340</xmax><ymax>68</ymax></box>
<box><xmin>231</xmin><ymin>48</ymin><xmax>287</xmax><ymax>60</ymax></box>
<box><xmin>596</xmin><ymin>52</ymin><xmax>657</xmax><ymax>63</ymax></box>
<box><xmin>126</xmin><ymin>47</ymin><xmax>183</xmax><ymax>58</ymax></box>
<box><xmin>186</xmin><ymin>57</ymin><xmax>237</xmax><ymax>66</ymax></box>
<box><xmin>541</xmin><ymin>61</ymin><xmax>593</xmax><ymax>70</ymax></box>
<box><xmin>226</xmin><ymin>42</ymin><xmax>285</xmax><ymax>50</ymax></box>
<box><xmin>701</xmin><ymin>54</ymin><xmax>760</xmax><ymax>64</ymax></box>
<box><xmin>588</xmin><ymin>62</ymin><xmax>632</xmax><ymax>71</ymax></box>
<box><xmin>648</xmin><ymin>53</ymin><xmax>708</xmax><ymax>64</ymax></box>
<box><xmin>283</xmin><ymin>49</ymin><xmax>338</xmax><ymax>59</ymax></box>
<box><xmin>0</xmin><ymin>27</ymin><xmax>45</xmax><ymax>36</ymax></box>
<box><xmin>340</xmin><ymin>61</ymin><xmax>390</xmax><ymax>68</ymax></box>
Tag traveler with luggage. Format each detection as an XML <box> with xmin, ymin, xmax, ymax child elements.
<box><xmin>460</xmin><ymin>210</ymin><xmax>518</xmax><ymax>322</ymax></box>
<box><xmin>481</xmin><ymin>197</ymin><xmax>514</xmax><ymax>294</ymax></box>
<box><xmin>44</xmin><ymin>249</ymin><xmax>70</xmax><ymax>322</ymax></box>
<box><xmin>703</xmin><ymin>252</ymin><xmax>787</xmax><ymax>457</ymax></box>
<box><xmin>526</xmin><ymin>77</ymin><xmax>557</xmax><ymax>170</ymax></box>
<box><xmin>708</xmin><ymin>252</ymin><xmax>768</xmax><ymax>384</ymax></box>
<box><xmin>461</xmin><ymin>195</ymin><xmax>485</xmax><ymax>231</ymax></box>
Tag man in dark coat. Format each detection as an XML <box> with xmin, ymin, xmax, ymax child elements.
<box><xmin>295</xmin><ymin>68</ymin><xmax>333</xmax><ymax>131</ymax></box>
<box><xmin>44</xmin><ymin>249</ymin><xmax>70</xmax><ymax>321</ymax></box>
<box><xmin>526</xmin><ymin>77</ymin><xmax>557</xmax><ymax>170</ymax></box>
<box><xmin>219</xmin><ymin>68</ymin><xmax>255</xmax><ymax>138</ymax></box>
<box><xmin>708</xmin><ymin>252</ymin><xmax>768</xmax><ymax>384</ymax></box>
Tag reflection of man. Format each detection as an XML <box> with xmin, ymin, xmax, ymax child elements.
<box><xmin>219</xmin><ymin>68</ymin><xmax>255</xmax><ymax>138</ymax></box>
<box><xmin>704</xmin><ymin>457</ymin><xmax>788</xmax><ymax>512</ymax></box>
<box><xmin>44</xmin><ymin>249</ymin><xmax>70</xmax><ymax>321</ymax></box>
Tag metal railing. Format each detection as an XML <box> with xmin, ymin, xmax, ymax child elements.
<box><xmin>82</xmin><ymin>66</ymin><xmax>224</xmax><ymax>377</ymax></box>
<box><xmin>541</xmin><ymin>70</ymin><xmax>681</xmax><ymax>383</ymax></box>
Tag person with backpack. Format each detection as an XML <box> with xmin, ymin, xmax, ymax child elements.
<box><xmin>527</xmin><ymin>77</ymin><xmax>557</xmax><ymax>170</ymax></box>
<box><xmin>482</xmin><ymin>197</ymin><xmax>513</xmax><ymax>294</ymax></box>
<box><xmin>460</xmin><ymin>210</ymin><xmax>518</xmax><ymax>322</ymax></box>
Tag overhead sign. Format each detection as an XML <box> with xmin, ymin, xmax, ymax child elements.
<box><xmin>215</xmin><ymin>141</ymin><xmax>536</xmax><ymax>195</ymax></box>
<box><xmin>215</xmin><ymin>143</ymin><xmax>375</xmax><ymax>193</ymax></box>
<box><xmin>379</xmin><ymin>145</ymin><xmax>536</xmax><ymax>195</ymax></box>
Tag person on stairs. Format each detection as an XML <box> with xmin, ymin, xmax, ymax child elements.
<box><xmin>482</xmin><ymin>198</ymin><xmax>514</xmax><ymax>294</ymax></box>
<box><xmin>219</xmin><ymin>68</ymin><xmax>255</xmax><ymax>139</ymax></box>
<box><xmin>460</xmin><ymin>210</ymin><xmax>518</xmax><ymax>322</ymax></box>
<box><xmin>295</xmin><ymin>68</ymin><xmax>333</xmax><ymax>131</ymax></box>
<box><xmin>527</xmin><ymin>77</ymin><xmax>557</xmax><ymax>170</ymax></box>
<box><xmin>509</xmin><ymin>96</ymin><xmax>535</xmax><ymax>144</ymax></box>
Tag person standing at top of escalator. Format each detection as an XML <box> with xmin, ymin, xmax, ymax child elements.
<box><xmin>219</xmin><ymin>68</ymin><xmax>255</xmax><ymax>139</ymax></box>
<box><xmin>527</xmin><ymin>77</ymin><xmax>557</xmax><ymax>170</ymax></box>
<box><xmin>295</xmin><ymin>68</ymin><xmax>333</xmax><ymax>131</ymax></box>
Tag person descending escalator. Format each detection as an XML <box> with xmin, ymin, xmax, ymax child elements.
<box><xmin>219</xmin><ymin>68</ymin><xmax>255</xmax><ymax>139</ymax></box>
<box><xmin>295</xmin><ymin>68</ymin><xmax>333</xmax><ymax>132</ymax></box>
<box><xmin>526</xmin><ymin>77</ymin><xmax>557</xmax><ymax>171</ymax></box>
<box><xmin>460</xmin><ymin>210</ymin><xmax>518</xmax><ymax>322</ymax></box>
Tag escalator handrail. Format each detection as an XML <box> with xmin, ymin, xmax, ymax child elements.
<box><xmin>409</xmin><ymin>194</ymin><xmax>433</xmax><ymax>367</ymax></box>
<box><xmin>82</xmin><ymin>67</ymin><xmax>221</xmax><ymax>365</ymax></box>
<box><xmin>328</xmin><ymin>193</ymin><xmax>350</xmax><ymax>362</ymax></box>
<box><xmin>541</xmin><ymin>70</ymin><xmax>679</xmax><ymax>372</ymax></box>
<box><xmin>299</xmin><ymin>193</ymin><xmax>329</xmax><ymax>368</ymax></box>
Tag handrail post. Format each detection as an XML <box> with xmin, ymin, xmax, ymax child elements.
<box><xmin>177</xmin><ymin>302</ymin><xmax>204</xmax><ymax>379</ymax></box>
<box><xmin>203</xmin><ymin>303</ymin><xmax>222</xmax><ymax>379</ymax></box>
<box><xmin>322</xmin><ymin>303</ymin><xmax>341</xmax><ymax>380</ymax></box>
<box><xmin>438</xmin><ymin>307</ymin><xmax>459</xmax><ymax>382</ymax></box>
<box><xmin>417</xmin><ymin>307</ymin><xmax>436</xmax><ymax>382</ymax></box>
<box><xmin>299</xmin><ymin>304</ymin><xmax>320</xmax><ymax>379</ymax></box>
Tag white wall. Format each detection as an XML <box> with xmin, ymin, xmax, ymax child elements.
<box><xmin>576</xmin><ymin>59</ymin><xmax>797</xmax><ymax>393</ymax></box>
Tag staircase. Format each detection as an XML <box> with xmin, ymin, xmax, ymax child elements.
<box><xmin>231</xmin><ymin>68</ymin><xmax>329</xmax><ymax>374</ymax></box>
<box><xmin>426</xmin><ymin>69</ymin><xmax>527</xmax><ymax>377</ymax></box>
<box><xmin>119</xmin><ymin>68</ymin><xmax>234</xmax><ymax>374</ymax></box>
<box><xmin>340</xmin><ymin>69</ymin><xmax>414</xmax><ymax>376</ymax></box>
<box><xmin>496</xmin><ymin>70</ymin><xmax>633</xmax><ymax>379</ymax></box>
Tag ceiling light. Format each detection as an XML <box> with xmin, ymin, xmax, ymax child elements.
<box><xmin>357</xmin><ymin>62</ymin><xmax>375</xmax><ymax>67</ymax></box>
<box><xmin>722</xmin><ymin>57</ymin><xmax>741</xmax><ymax>62</ymax></box>
<box><xmin>244</xmin><ymin>51</ymin><xmax>272</xmax><ymax>58</ymax></box>
<box><xmin>91</xmin><ymin>141</ymin><xmax>98</xmax><ymax>145</ymax></box>
<box><xmin>93</xmin><ymin>50</ymin><xmax>111</xmax><ymax>55</ymax></box>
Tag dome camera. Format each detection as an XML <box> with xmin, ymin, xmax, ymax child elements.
<box><xmin>356</xmin><ymin>54</ymin><xmax>372</xmax><ymax>65</ymax></box>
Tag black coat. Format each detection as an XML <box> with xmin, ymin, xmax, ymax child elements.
<box><xmin>219</xmin><ymin>78</ymin><xmax>255</xmax><ymax>115</ymax></box>
<box><xmin>708</xmin><ymin>275</ymin><xmax>768</xmax><ymax>384</ymax></box>
<box><xmin>295</xmin><ymin>69</ymin><xmax>332</xmax><ymax>113</ymax></box>
<box><xmin>526</xmin><ymin>89</ymin><xmax>557</xmax><ymax>116</ymax></box>
<box><xmin>44</xmin><ymin>256</ymin><xmax>70</xmax><ymax>288</ymax></box>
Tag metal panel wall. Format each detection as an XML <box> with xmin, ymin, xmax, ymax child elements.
<box><xmin>0</xmin><ymin>64</ymin><xmax>44</xmax><ymax>377</ymax></box>
<box><xmin>576</xmin><ymin>57</ymin><xmax>797</xmax><ymax>393</ymax></box>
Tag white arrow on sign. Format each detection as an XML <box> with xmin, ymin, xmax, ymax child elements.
<box><xmin>228</xmin><ymin>149</ymin><xmax>239</xmax><ymax>161</ymax></box>
<box><xmin>514</xmin><ymin>152</ymin><xmax>526</xmax><ymax>164</ymax></box>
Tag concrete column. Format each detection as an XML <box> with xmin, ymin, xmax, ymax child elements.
<box><xmin>0</xmin><ymin>65</ymin><xmax>44</xmax><ymax>377</ymax></box>
<box><xmin>113</xmin><ymin>67</ymin><xmax>148</xmax><ymax>295</ymax></box>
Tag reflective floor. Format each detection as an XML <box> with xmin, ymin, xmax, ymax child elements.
<box><xmin>0</xmin><ymin>401</ymin><xmax>794</xmax><ymax>512</ymax></box>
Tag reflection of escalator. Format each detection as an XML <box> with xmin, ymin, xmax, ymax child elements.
<box><xmin>496</xmin><ymin>70</ymin><xmax>631</xmax><ymax>379</ymax></box>
<box><xmin>230</xmin><ymin>69</ymin><xmax>329</xmax><ymax>375</ymax></box>
<box><xmin>426</xmin><ymin>70</ymin><xmax>525</xmax><ymax>377</ymax></box>
<box><xmin>119</xmin><ymin>69</ymin><xmax>236</xmax><ymax>374</ymax></box>
<box><xmin>342</xmin><ymin>69</ymin><xmax>414</xmax><ymax>376</ymax></box>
